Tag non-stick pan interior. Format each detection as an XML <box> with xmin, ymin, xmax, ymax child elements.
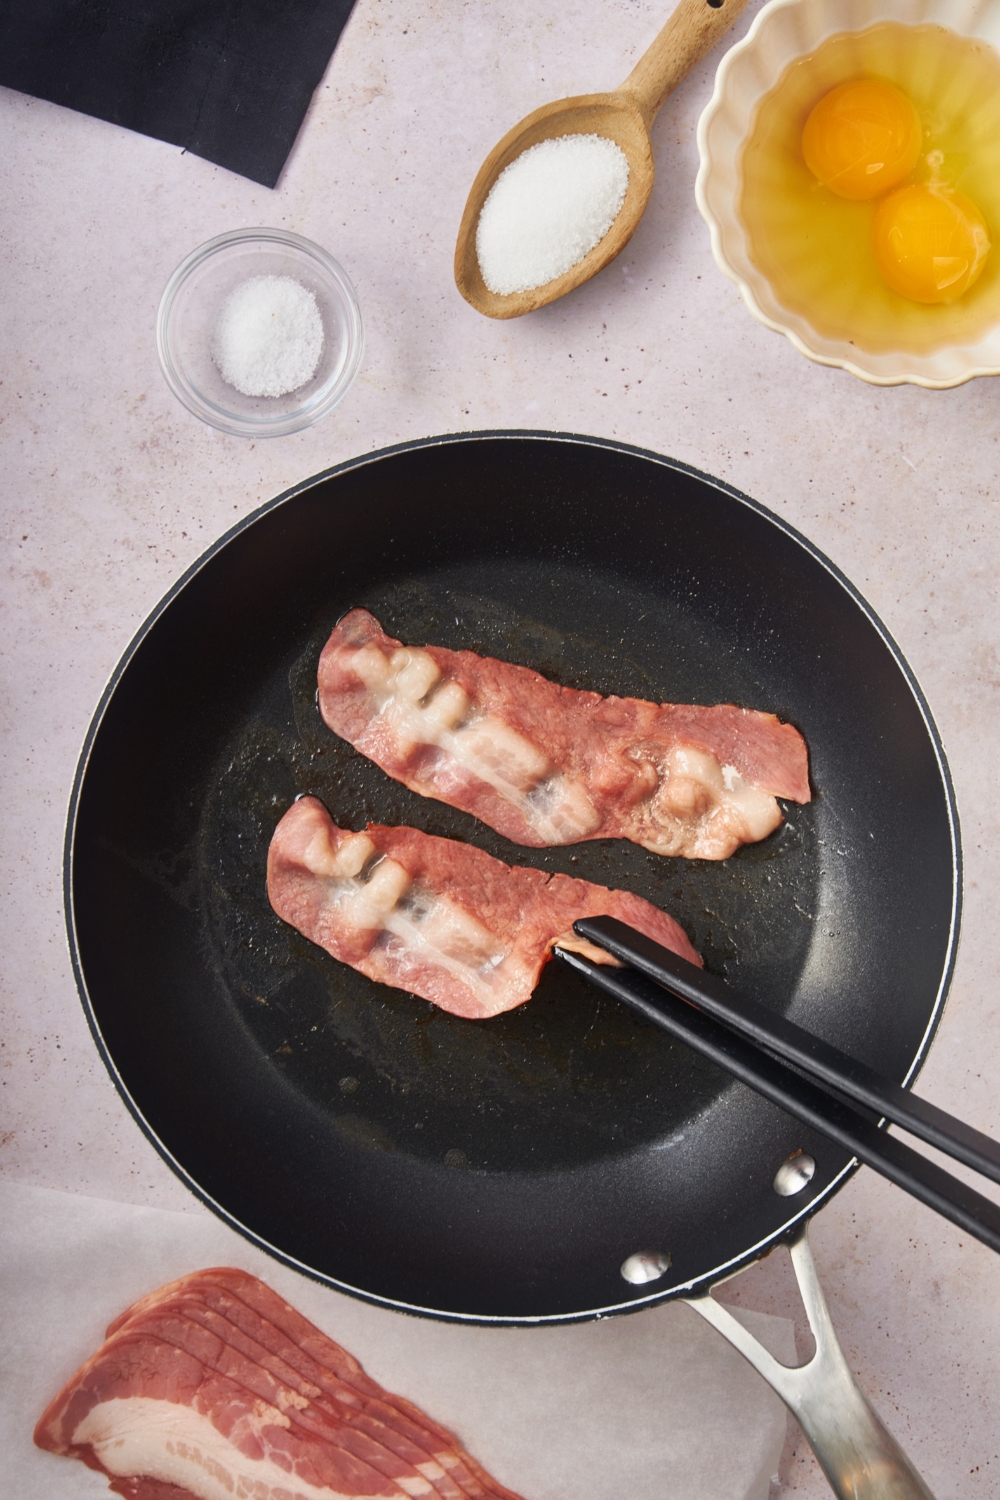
<box><xmin>69</xmin><ymin>435</ymin><xmax>959</xmax><ymax>1320</ymax></box>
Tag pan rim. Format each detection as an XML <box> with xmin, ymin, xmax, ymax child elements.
<box><xmin>63</xmin><ymin>429</ymin><xmax>962</xmax><ymax>1323</ymax></box>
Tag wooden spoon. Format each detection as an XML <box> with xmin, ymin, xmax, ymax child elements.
<box><xmin>454</xmin><ymin>0</ymin><xmax>751</xmax><ymax>319</ymax></box>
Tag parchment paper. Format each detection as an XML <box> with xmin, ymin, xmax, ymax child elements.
<box><xmin>0</xmin><ymin>1180</ymin><xmax>794</xmax><ymax>1500</ymax></box>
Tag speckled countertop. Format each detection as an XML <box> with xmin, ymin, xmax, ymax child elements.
<box><xmin>3</xmin><ymin>0</ymin><xmax>1000</xmax><ymax>1493</ymax></box>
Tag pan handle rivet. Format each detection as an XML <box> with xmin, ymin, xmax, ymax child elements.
<box><xmin>773</xmin><ymin>1152</ymin><xmax>816</xmax><ymax>1196</ymax></box>
<box><xmin>620</xmin><ymin>1249</ymin><xmax>672</xmax><ymax>1284</ymax></box>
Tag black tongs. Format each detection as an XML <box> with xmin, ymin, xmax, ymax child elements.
<box><xmin>555</xmin><ymin>917</ymin><xmax>1000</xmax><ymax>1256</ymax></box>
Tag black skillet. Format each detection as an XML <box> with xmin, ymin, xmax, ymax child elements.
<box><xmin>67</xmin><ymin>432</ymin><xmax>960</xmax><ymax>1322</ymax></box>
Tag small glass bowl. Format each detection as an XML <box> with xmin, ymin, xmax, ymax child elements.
<box><xmin>156</xmin><ymin>228</ymin><xmax>364</xmax><ymax>436</ymax></box>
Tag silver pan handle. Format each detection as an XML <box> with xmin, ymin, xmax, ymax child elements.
<box><xmin>684</xmin><ymin>1227</ymin><xmax>935</xmax><ymax>1500</ymax></box>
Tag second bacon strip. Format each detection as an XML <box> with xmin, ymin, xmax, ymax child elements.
<box><xmin>268</xmin><ymin>797</ymin><xmax>700</xmax><ymax>1019</ymax></box>
<box><xmin>318</xmin><ymin>610</ymin><xmax>810</xmax><ymax>861</ymax></box>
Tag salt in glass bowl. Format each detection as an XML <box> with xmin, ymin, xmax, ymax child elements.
<box><xmin>695</xmin><ymin>0</ymin><xmax>1000</xmax><ymax>388</ymax></box>
<box><xmin>156</xmin><ymin>228</ymin><xmax>365</xmax><ymax>436</ymax></box>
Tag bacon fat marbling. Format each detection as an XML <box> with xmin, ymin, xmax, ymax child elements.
<box><xmin>35</xmin><ymin>1267</ymin><xmax>525</xmax><ymax>1500</ymax></box>
<box><xmin>317</xmin><ymin>610</ymin><xmax>809</xmax><ymax>860</ymax></box>
<box><xmin>267</xmin><ymin>797</ymin><xmax>700</xmax><ymax>1020</ymax></box>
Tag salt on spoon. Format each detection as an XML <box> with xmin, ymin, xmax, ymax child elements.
<box><xmin>455</xmin><ymin>0</ymin><xmax>751</xmax><ymax>319</ymax></box>
<box><xmin>212</xmin><ymin>275</ymin><xmax>324</xmax><ymax>398</ymax></box>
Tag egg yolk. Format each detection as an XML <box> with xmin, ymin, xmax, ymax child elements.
<box><xmin>872</xmin><ymin>184</ymin><xmax>991</xmax><ymax>303</ymax></box>
<box><xmin>802</xmin><ymin>79</ymin><xmax>923</xmax><ymax>200</ymax></box>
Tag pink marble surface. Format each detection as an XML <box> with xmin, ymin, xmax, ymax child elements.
<box><xmin>2</xmin><ymin>0</ymin><xmax>1000</xmax><ymax>1492</ymax></box>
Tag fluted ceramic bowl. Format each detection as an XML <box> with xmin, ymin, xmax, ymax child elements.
<box><xmin>696</xmin><ymin>0</ymin><xmax>1000</xmax><ymax>387</ymax></box>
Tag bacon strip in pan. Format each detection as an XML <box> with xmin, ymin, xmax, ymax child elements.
<box><xmin>267</xmin><ymin>796</ymin><xmax>700</xmax><ymax>1020</ymax></box>
<box><xmin>35</xmin><ymin>1266</ymin><xmax>525</xmax><ymax>1500</ymax></box>
<box><xmin>318</xmin><ymin>610</ymin><xmax>810</xmax><ymax>860</ymax></box>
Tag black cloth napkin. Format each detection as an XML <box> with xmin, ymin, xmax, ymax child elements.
<box><xmin>0</xmin><ymin>0</ymin><xmax>358</xmax><ymax>188</ymax></box>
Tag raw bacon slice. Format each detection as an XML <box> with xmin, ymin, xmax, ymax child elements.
<box><xmin>317</xmin><ymin>610</ymin><xmax>810</xmax><ymax>861</ymax></box>
<box><xmin>34</xmin><ymin>1267</ymin><xmax>525</xmax><ymax>1500</ymax></box>
<box><xmin>267</xmin><ymin>796</ymin><xmax>700</xmax><ymax>1020</ymax></box>
<box><xmin>102</xmin><ymin>1270</ymin><xmax>493</xmax><ymax>1500</ymax></box>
